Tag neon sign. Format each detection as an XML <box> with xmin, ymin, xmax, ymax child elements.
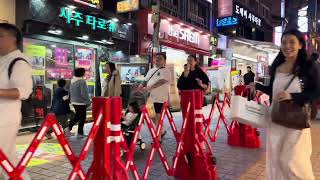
<box><xmin>235</xmin><ymin>4</ymin><xmax>261</xmax><ymax>26</ymax></box>
<box><xmin>168</xmin><ymin>25</ymin><xmax>200</xmax><ymax>45</ymax></box>
<box><xmin>216</xmin><ymin>17</ymin><xmax>238</xmax><ymax>27</ymax></box>
<box><xmin>59</xmin><ymin>6</ymin><xmax>117</xmax><ymax>32</ymax></box>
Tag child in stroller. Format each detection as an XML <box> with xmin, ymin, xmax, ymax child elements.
<box><xmin>121</xmin><ymin>102</ymin><xmax>146</xmax><ymax>150</ymax></box>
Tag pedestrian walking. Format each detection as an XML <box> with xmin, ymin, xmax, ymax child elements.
<box><xmin>249</xmin><ymin>29</ymin><xmax>320</xmax><ymax>180</ymax></box>
<box><xmin>0</xmin><ymin>23</ymin><xmax>32</xmax><ymax>179</ymax></box>
<box><xmin>141</xmin><ymin>53</ymin><xmax>171</xmax><ymax>142</ymax></box>
<box><xmin>46</xmin><ymin>79</ymin><xmax>73</xmax><ymax>139</ymax></box>
<box><xmin>68</xmin><ymin>68</ymin><xmax>91</xmax><ymax>138</ymax></box>
<box><xmin>102</xmin><ymin>62</ymin><xmax>122</xmax><ymax>97</ymax></box>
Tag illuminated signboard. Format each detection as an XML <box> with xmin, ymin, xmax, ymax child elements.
<box><xmin>216</xmin><ymin>17</ymin><xmax>238</xmax><ymax>27</ymax></box>
<box><xmin>168</xmin><ymin>25</ymin><xmax>200</xmax><ymax>45</ymax></box>
<box><xmin>234</xmin><ymin>4</ymin><xmax>262</xmax><ymax>26</ymax></box>
<box><xmin>218</xmin><ymin>0</ymin><xmax>233</xmax><ymax>18</ymax></box>
<box><xmin>73</xmin><ymin>0</ymin><xmax>101</xmax><ymax>8</ymax></box>
<box><xmin>117</xmin><ymin>0</ymin><xmax>139</xmax><ymax>13</ymax></box>
<box><xmin>59</xmin><ymin>6</ymin><xmax>117</xmax><ymax>32</ymax></box>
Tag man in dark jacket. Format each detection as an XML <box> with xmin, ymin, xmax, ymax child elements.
<box><xmin>243</xmin><ymin>66</ymin><xmax>255</xmax><ymax>85</ymax></box>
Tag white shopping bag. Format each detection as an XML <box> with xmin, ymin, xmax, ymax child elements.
<box><xmin>231</xmin><ymin>96</ymin><xmax>269</xmax><ymax>128</ymax></box>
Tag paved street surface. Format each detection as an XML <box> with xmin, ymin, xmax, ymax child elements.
<box><xmin>12</xmin><ymin>105</ymin><xmax>320</xmax><ymax>180</ymax></box>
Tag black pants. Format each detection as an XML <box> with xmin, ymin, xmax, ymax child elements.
<box><xmin>69</xmin><ymin>105</ymin><xmax>87</xmax><ymax>134</ymax></box>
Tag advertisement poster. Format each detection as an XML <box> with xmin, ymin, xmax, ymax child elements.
<box><xmin>54</xmin><ymin>48</ymin><xmax>69</xmax><ymax>67</ymax></box>
<box><xmin>75</xmin><ymin>47</ymin><xmax>95</xmax><ymax>81</ymax></box>
<box><xmin>231</xmin><ymin>70</ymin><xmax>239</xmax><ymax>89</ymax></box>
<box><xmin>119</xmin><ymin>65</ymin><xmax>147</xmax><ymax>82</ymax></box>
<box><xmin>25</xmin><ymin>44</ymin><xmax>46</xmax><ymax>74</ymax></box>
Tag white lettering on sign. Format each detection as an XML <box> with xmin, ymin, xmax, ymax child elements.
<box><xmin>235</xmin><ymin>5</ymin><xmax>261</xmax><ymax>26</ymax></box>
<box><xmin>168</xmin><ymin>26</ymin><xmax>200</xmax><ymax>45</ymax></box>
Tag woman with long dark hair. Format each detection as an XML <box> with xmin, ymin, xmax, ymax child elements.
<box><xmin>249</xmin><ymin>29</ymin><xmax>320</xmax><ymax>179</ymax></box>
<box><xmin>102</xmin><ymin>62</ymin><xmax>122</xmax><ymax>97</ymax></box>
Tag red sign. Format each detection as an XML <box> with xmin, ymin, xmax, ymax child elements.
<box><xmin>218</xmin><ymin>0</ymin><xmax>233</xmax><ymax>18</ymax></box>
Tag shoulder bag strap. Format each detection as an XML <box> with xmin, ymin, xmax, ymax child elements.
<box><xmin>284</xmin><ymin>75</ymin><xmax>296</xmax><ymax>91</ymax></box>
<box><xmin>146</xmin><ymin>67</ymin><xmax>165</xmax><ymax>83</ymax></box>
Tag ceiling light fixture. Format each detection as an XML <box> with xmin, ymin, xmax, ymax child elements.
<box><xmin>112</xmin><ymin>18</ymin><xmax>119</xmax><ymax>22</ymax></box>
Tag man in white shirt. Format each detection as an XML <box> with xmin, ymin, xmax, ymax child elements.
<box><xmin>144</xmin><ymin>53</ymin><xmax>171</xmax><ymax>141</ymax></box>
<box><xmin>0</xmin><ymin>23</ymin><xmax>32</xmax><ymax>179</ymax></box>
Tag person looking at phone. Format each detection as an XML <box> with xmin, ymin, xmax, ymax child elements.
<box><xmin>177</xmin><ymin>55</ymin><xmax>209</xmax><ymax>91</ymax></box>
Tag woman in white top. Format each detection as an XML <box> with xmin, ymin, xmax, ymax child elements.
<box><xmin>249</xmin><ymin>29</ymin><xmax>320</xmax><ymax>180</ymax></box>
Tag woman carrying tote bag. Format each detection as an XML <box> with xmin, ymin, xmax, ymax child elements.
<box><xmin>248</xmin><ymin>29</ymin><xmax>320</xmax><ymax>180</ymax></box>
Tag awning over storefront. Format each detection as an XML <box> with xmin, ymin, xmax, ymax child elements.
<box><xmin>160</xmin><ymin>39</ymin><xmax>211</xmax><ymax>56</ymax></box>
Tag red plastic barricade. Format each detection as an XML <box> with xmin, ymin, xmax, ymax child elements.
<box><xmin>227</xmin><ymin>86</ymin><xmax>262</xmax><ymax>149</ymax></box>
<box><xmin>203</xmin><ymin>93</ymin><xmax>231</xmax><ymax>142</ymax></box>
<box><xmin>177</xmin><ymin>90</ymin><xmax>216</xmax><ymax>180</ymax></box>
<box><xmin>0</xmin><ymin>97</ymin><xmax>129</xmax><ymax>180</ymax></box>
<box><xmin>122</xmin><ymin>101</ymin><xmax>183</xmax><ymax>180</ymax></box>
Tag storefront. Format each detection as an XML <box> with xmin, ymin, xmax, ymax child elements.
<box><xmin>229</xmin><ymin>38</ymin><xmax>279</xmax><ymax>85</ymax></box>
<box><xmin>138</xmin><ymin>9</ymin><xmax>211</xmax><ymax>109</ymax></box>
<box><xmin>16</xmin><ymin>0</ymin><xmax>135</xmax><ymax>129</ymax></box>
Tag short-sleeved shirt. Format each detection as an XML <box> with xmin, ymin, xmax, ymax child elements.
<box><xmin>145</xmin><ymin>67</ymin><xmax>171</xmax><ymax>103</ymax></box>
<box><xmin>0</xmin><ymin>50</ymin><xmax>33</xmax><ymax>127</ymax></box>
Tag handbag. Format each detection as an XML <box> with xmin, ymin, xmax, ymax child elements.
<box><xmin>231</xmin><ymin>95</ymin><xmax>268</xmax><ymax>128</ymax></box>
<box><xmin>271</xmin><ymin>75</ymin><xmax>311</xmax><ymax>129</ymax></box>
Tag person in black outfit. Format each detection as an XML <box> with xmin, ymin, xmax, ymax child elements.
<box><xmin>243</xmin><ymin>66</ymin><xmax>255</xmax><ymax>85</ymax></box>
<box><xmin>177</xmin><ymin>55</ymin><xmax>209</xmax><ymax>90</ymax></box>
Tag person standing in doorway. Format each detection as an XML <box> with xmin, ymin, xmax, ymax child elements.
<box><xmin>0</xmin><ymin>23</ymin><xmax>32</xmax><ymax>180</ymax></box>
<box><xmin>243</xmin><ymin>66</ymin><xmax>255</xmax><ymax>85</ymax></box>
<box><xmin>142</xmin><ymin>53</ymin><xmax>171</xmax><ymax>142</ymax></box>
<box><xmin>68</xmin><ymin>68</ymin><xmax>91</xmax><ymax>138</ymax></box>
<box><xmin>102</xmin><ymin>62</ymin><xmax>122</xmax><ymax>97</ymax></box>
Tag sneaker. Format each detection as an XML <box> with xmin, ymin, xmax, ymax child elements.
<box><xmin>64</xmin><ymin>128</ymin><xmax>75</xmax><ymax>137</ymax></box>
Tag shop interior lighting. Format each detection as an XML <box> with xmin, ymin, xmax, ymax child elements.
<box><xmin>168</xmin><ymin>18</ymin><xmax>173</xmax><ymax>21</ymax></box>
<box><xmin>135</xmin><ymin>55</ymin><xmax>140</xmax><ymax>58</ymax></box>
<box><xmin>67</xmin><ymin>5</ymin><xmax>77</xmax><ymax>9</ymax></box>
<box><xmin>126</xmin><ymin>22</ymin><xmax>132</xmax><ymax>26</ymax></box>
<box><xmin>100</xmin><ymin>39</ymin><xmax>114</xmax><ymax>45</ymax></box>
<box><xmin>48</xmin><ymin>29</ymin><xmax>62</xmax><ymax>35</ymax></box>
<box><xmin>234</xmin><ymin>39</ymin><xmax>254</xmax><ymax>46</ymax></box>
<box><xmin>318</xmin><ymin>19</ymin><xmax>320</xmax><ymax>23</ymax></box>
<box><xmin>112</xmin><ymin>18</ymin><xmax>119</xmax><ymax>22</ymax></box>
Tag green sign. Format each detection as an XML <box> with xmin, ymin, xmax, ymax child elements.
<box><xmin>59</xmin><ymin>6</ymin><xmax>117</xmax><ymax>32</ymax></box>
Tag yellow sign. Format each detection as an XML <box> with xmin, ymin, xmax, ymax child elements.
<box><xmin>32</xmin><ymin>69</ymin><xmax>46</xmax><ymax>76</ymax></box>
<box><xmin>25</xmin><ymin>45</ymin><xmax>46</xmax><ymax>58</ymax></box>
<box><xmin>117</xmin><ymin>0</ymin><xmax>139</xmax><ymax>13</ymax></box>
<box><xmin>231</xmin><ymin>70</ymin><xmax>239</xmax><ymax>76</ymax></box>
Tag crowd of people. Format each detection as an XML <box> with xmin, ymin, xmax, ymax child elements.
<box><xmin>1</xmin><ymin>22</ymin><xmax>320</xmax><ymax>180</ymax></box>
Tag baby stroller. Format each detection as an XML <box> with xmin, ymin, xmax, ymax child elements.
<box><xmin>122</xmin><ymin>112</ymin><xmax>146</xmax><ymax>150</ymax></box>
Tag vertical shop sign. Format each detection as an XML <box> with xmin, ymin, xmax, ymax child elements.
<box><xmin>218</xmin><ymin>0</ymin><xmax>233</xmax><ymax>18</ymax></box>
<box><xmin>34</xmin><ymin>86</ymin><xmax>45</xmax><ymax>119</ymax></box>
